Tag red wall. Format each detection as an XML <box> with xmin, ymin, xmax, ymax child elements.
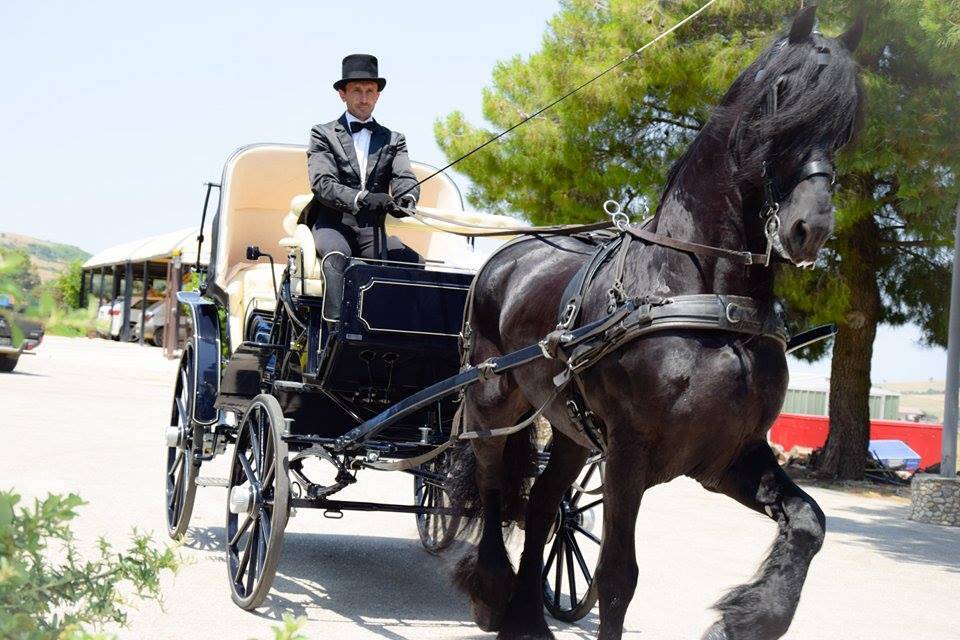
<box><xmin>769</xmin><ymin>413</ymin><xmax>944</xmax><ymax>468</ymax></box>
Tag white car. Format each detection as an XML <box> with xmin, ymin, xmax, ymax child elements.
<box><xmin>95</xmin><ymin>297</ymin><xmax>161</xmax><ymax>341</ymax></box>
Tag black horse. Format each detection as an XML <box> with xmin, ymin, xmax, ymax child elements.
<box><xmin>450</xmin><ymin>6</ymin><xmax>864</xmax><ymax>640</ymax></box>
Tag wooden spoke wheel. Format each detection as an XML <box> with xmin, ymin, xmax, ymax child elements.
<box><xmin>543</xmin><ymin>458</ymin><xmax>604</xmax><ymax>622</ymax></box>
<box><xmin>165</xmin><ymin>347</ymin><xmax>200</xmax><ymax>540</ymax></box>
<box><xmin>414</xmin><ymin>449</ymin><xmax>461</xmax><ymax>554</ymax></box>
<box><xmin>226</xmin><ymin>393</ymin><xmax>289</xmax><ymax>610</ymax></box>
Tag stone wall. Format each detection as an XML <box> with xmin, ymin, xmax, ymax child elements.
<box><xmin>909</xmin><ymin>474</ymin><xmax>960</xmax><ymax>527</ymax></box>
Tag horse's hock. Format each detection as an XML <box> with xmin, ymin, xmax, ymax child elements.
<box><xmin>909</xmin><ymin>474</ymin><xmax>960</xmax><ymax>527</ymax></box>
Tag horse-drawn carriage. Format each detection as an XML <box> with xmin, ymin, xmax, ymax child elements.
<box><xmin>165</xmin><ymin>143</ymin><xmax>604</xmax><ymax>617</ymax></box>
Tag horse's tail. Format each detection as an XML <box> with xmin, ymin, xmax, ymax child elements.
<box><xmin>446</xmin><ymin>415</ymin><xmax>539</xmax><ymax>542</ymax></box>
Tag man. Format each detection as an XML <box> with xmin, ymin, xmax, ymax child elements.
<box><xmin>304</xmin><ymin>53</ymin><xmax>421</xmax><ymax>321</ymax></box>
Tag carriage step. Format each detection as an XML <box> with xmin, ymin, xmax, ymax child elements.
<box><xmin>273</xmin><ymin>380</ymin><xmax>306</xmax><ymax>392</ymax></box>
<box><xmin>195</xmin><ymin>477</ymin><xmax>230</xmax><ymax>487</ymax></box>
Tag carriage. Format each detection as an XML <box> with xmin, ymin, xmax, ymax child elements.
<box><xmin>164</xmin><ymin>143</ymin><xmax>604</xmax><ymax>618</ymax></box>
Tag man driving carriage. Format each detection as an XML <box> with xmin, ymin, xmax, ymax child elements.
<box><xmin>304</xmin><ymin>53</ymin><xmax>422</xmax><ymax>321</ymax></box>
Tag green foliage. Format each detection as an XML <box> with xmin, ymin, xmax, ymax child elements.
<box><xmin>0</xmin><ymin>489</ymin><xmax>179</xmax><ymax>640</ymax></box>
<box><xmin>254</xmin><ymin>614</ymin><xmax>309</xmax><ymax>640</ymax></box>
<box><xmin>53</xmin><ymin>261</ymin><xmax>85</xmax><ymax>310</ymax></box>
<box><xmin>40</xmin><ymin>299</ymin><xmax>98</xmax><ymax>338</ymax></box>
<box><xmin>0</xmin><ymin>248</ymin><xmax>40</xmax><ymax>301</ymax></box>
<box><xmin>436</xmin><ymin>0</ymin><xmax>960</xmax><ymax>352</ymax></box>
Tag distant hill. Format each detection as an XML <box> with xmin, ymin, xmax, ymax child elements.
<box><xmin>885</xmin><ymin>380</ymin><xmax>947</xmax><ymax>421</ymax></box>
<box><xmin>0</xmin><ymin>232</ymin><xmax>91</xmax><ymax>283</ymax></box>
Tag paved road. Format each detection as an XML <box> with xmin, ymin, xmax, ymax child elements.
<box><xmin>3</xmin><ymin>336</ymin><xmax>959</xmax><ymax>639</ymax></box>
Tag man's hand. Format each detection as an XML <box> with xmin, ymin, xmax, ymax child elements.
<box><xmin>360</xmin><ymin>192</ymin><xmax>395</xmax><ymax>214</ymax></box>
<box><xmin>390</xmin><ymin>195</ymin><xmax>416</xmax><ymax>219</ymax></box>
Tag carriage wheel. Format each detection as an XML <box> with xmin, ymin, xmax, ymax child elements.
<box><xmin>225</xmin><ymin>393</ymin><xmax>289</xmax><ymax>610</ymax></box>
<box><xmin>543</xmin><ymin>458</ymin><xmax>604</xmax><ymax>622</ymax></box>
<box><xmin>414</xmin><ymin>448</ymin><xmax>461</xmax><ymax>554</ymax></box>
<box><xmin>165</xmin><ymin>347</ymin><xmax>200</xmax><ymax>540</ymax></box>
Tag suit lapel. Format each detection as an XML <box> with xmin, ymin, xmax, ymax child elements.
<box><xmin>364</xmin><ymin>125</ymin><xmax>390</xmax><ymax>186</ymax></box>
<box><xmin>334</xmin><ymin>114</ymin><xmax>362</xmax><ymax>181</ymax></box>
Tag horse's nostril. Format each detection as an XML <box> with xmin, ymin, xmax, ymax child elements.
<box><xmin>791</xmin><ymin>219</ymin><xmax>808</xmax><ymax>249</ymax></box>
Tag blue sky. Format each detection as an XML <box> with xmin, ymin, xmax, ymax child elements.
<box><xmin>0</xmin><ymin>1</ymin><xmax>949</xmax><ymax>383</ymax></box>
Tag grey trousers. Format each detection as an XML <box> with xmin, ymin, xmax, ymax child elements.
<box><xmin>311</xmin><ymin>224</ymin><xmax>421</xmax><ymax>319</ymax></box>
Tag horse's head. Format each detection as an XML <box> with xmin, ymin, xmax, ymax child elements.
<box><xmin>727</xmin><ymin>5</ymin><xmax>865</xmax><ymax>267</ymax></box>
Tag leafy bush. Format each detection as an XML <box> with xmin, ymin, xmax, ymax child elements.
<box><xmin>0</xmin><ymin>490</ymin><xmax>179</xmax><ymax>640</ymax></box>
<box><xmin>53</xmin><ymin>261</ymin><xmax>85</xmax><ymax>310</ymax></box>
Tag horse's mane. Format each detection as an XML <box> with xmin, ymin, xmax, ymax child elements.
<box><xmin>656</xmin><ymin>28</ymin><xmax>864</xmax><ymax>211</ymax></box>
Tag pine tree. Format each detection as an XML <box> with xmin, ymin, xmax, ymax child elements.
<box><xmin>435</xmin><ymin>0</ymin><xmax>960</xmax><ymax>478</ymax></box>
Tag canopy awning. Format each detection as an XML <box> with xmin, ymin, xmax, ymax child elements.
<box><xmin>82</xmin><ymin>227</ymin><xmax>211</xmax><ymax>269</ymax></box>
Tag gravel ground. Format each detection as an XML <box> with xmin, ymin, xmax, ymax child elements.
<box><xmin>2</xmin><ymin>336</ymin><xmax>959</xmax><ymax>639</ymax></box>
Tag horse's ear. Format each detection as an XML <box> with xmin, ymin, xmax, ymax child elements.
<box><xmin>839</xmin><ymin>15</ymin><xmax>865</xmax><ymax>53</ymax></box>
<box><xmin>788</xmin><ymin>4</ymin><xmax>818</xmax><ymax>44</ymax></box>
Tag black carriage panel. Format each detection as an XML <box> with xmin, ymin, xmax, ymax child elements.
<box><xmin>320</xmin><ymin>263</ymin><xmax>471</xmax><ymax>396</ymax></box>
<box><xmin>215</xmin><ymin>342</ymin><xmax>273</xmax><ymax>413</ymax></box>
<box><xmin>346</xmin><ymin>267</ymin><xmax>470</xmax><ymax>340</ymax></box>
<box><xmin>312</xmin><ymin>262</ymin><xmax>472</xmax><ymax>447</ymax></box>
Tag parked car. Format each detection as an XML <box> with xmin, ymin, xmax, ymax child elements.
<box><xmin>95</xmin><ymin>296</ymin><xmax>162</xmax><ymax>341</ymax></box>
<box><xmin>95</xmin><ymin>297</ymin><xmax>121</xmax><ymax>338</ymax></box>
<box><xmin>134</xmin><ymin>298</ymin><xmax>188</xmax><ymax>347</ymax></box>
<box><xmin>0</xmin><ymin>307</ymin><xmax>43</xmax><ymax>373</ymax></box>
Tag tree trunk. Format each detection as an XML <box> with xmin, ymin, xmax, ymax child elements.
<box><xmin>815</xmin><ymin>215</ymin><xmax>881</xmax><ymax>480</ymax></box>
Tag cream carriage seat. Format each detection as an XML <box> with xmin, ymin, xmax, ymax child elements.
<box><xmin>278</xmin><ymin>194</ymin><xmax>519</xmax><ymax>284</ymax></box>
<box><xmin>222</xmin><ymin>261</ymin><xmax>286</xmax><ymax>336</ymax></box>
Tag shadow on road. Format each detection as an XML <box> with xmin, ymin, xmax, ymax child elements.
<box><xmin>826</xmin><ymin>500</ymin><xmax>960</xmax><ymax>573</ymax></box>
<box><xmin>5</xmin><ymin>369</ymin><xmax>46</xmax><ymax>378</ymax></box>
<box><xmin>181</xmin><ymin>526</ymin><xmax>602</xmax><ymax>639</ymax></box>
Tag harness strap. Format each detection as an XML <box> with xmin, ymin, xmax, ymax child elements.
<box><xmin>409</xmin><ymin>208</ymin><xmax>614</xmax><ymax>238</ymax></box>
<box><xmin>624</xmin><ymin>226</ymin><xmax>768</xmax><ymax>266</ymax></box>
<box><xmin>557</xmin><ymin>234</ymin><xmax>623</xmax><ymax>329</ymax></box>
<box><xmin>459</xmin><ymin>385</ymin><xmax>565</xmax><ymax>440</ymax></box>
<box><xmin>606</xmin><ymin>231</ymin><xmax>633</xmax><ymax>312</ymax></box>
<box><xmin>565</xmin><ymin>387</ymin><xmax>607</xmax><ymax>453</ymax></box>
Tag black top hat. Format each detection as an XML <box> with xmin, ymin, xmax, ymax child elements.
<box><xmin>333</xmin><ymin>54</ymin><xmax>386</xmax><ymax>91</ymax></box>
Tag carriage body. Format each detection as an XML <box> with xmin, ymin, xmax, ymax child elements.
<box><xmin>176</xmin><ymin>143</ymin><xmax>511</xmax><ymax>453</ymax></box>
<box><xmin>165</xmin><ymin>143</ymin><xmax>603</xmax><ymax>617</ymax></box>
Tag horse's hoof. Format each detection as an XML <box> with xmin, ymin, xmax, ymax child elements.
<box><xmin>701</xmin><ymin>621</ymin><xmax>729</xmax><ymax>640</ymax></box>
<box><xmin>496</xmin><ymin>629</ymin><xmax>555</xmax><ymax>640</ymax></box>
<box><xmin>472</xmin><ymin>600</ymin><xmax>504</xmax><ymax>633</ymax></box>
<box><xmin>497</xmin><ymin>613</ymin><xmax>554</xmax><ymax>640</ymax></box>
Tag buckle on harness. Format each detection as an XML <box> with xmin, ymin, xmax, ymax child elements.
<box><xmin>558</xmin><ymin>301</ymin><xmax>577</xmax><ymax>329</ymax></box>
<box><xmin>565</xmin><ymin>396</ymin><xmax>606</xmax><ymax>452</ymax></box>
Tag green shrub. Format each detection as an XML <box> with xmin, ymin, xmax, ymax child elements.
<box><xmin>0</xmin><ymin>490</ymin><xmax>179</xmax><ymax>640</ymax></box>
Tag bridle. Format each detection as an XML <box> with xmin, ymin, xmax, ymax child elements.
<box><xmin>753</xmin><ymin>39</ymin><xmax>837</xmax><ymax>267</ymax></box>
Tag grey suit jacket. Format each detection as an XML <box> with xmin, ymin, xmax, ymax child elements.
<box><xmin>304</xmin><ymin>114</ymin><xmax>420</xmax><ymax>229</ymax></box>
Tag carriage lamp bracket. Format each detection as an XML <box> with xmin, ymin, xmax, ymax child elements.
<box><xmin>246</xmin><ymin>245</ymin><xmax>279</xmax><ymax>299</ymax></box>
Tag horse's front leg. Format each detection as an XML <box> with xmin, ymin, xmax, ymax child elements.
<box><xmin>700</xmin><ymin>441</ymin><xmax>825</xmax><ymax>640</ymax></box>
<box><xmin>595</xmin><ymin>436</ymin><xmax>648</xmax><ymax>640</ymax></box>
<box><xmin>499</xmin><ymin>430</ymin><xmax>590</xmax><ymax>640</ymax></box>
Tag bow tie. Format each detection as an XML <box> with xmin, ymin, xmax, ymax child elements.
<box><xmin>349</xmin><ymin>120</ymin><xmax>376</xmax><ymax>134</ymax></box>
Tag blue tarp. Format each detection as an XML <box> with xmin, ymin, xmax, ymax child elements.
<box><xmin>869</xmin><ymin>439</ymin><xmax>921</xmax><ymax>472</ymax></box>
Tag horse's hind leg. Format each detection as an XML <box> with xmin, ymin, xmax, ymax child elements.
<box><xmin>499</xmin><ymin>429</ymin><xmax>589</xmax><ymax>640</ymax></box>
<box><xmin>701</xmin><ymin>441</ymin><xmax>826</xmax><ymax>640</ymax></box>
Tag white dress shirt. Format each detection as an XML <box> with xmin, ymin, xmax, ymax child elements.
<box><xmin>344</xmin><ymin>111</ymin><xmax>373</xmax><ymax>187</ymax></box>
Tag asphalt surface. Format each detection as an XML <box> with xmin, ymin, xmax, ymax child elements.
<box><xmin>3</xmin><ymin>336</ymin><xmax>959</xmax><ymax>639</ymax></box>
